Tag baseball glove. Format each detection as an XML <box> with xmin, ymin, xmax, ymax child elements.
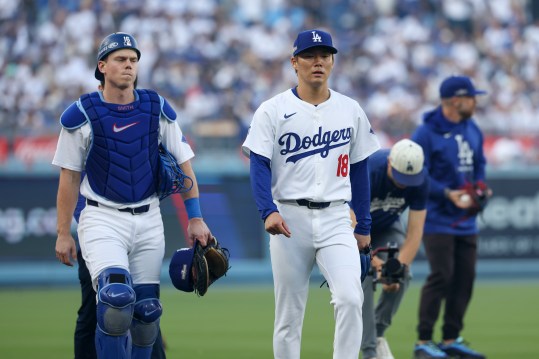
<box><xmin>360</xmin><ymin>244</ymin><xmax>372</xmax><ymax>283</ymax></box>
<box><xmin>169</xmin><ymin>237</ymin><xmax>230</xmax><ymax>297</ymax></box>
<box><xmin>193</xmin><ymin>237</ymin><xmax>231</xmax><ymax>296</ymax></box>
<box><xmin>461</xmin><ymin>180</ymin><xmax>490</xmax><ymax>216</ymax></box>
<box><xmin>157</xmin><ymin>143</ymin><xmax>193</xmax><ymax>200</ymax></box>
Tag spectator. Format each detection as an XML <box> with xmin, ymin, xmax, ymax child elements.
<box><xmin>1</xmin><ymin>0</ymin><xmax>538</xmax><ymax>169</ymax></box>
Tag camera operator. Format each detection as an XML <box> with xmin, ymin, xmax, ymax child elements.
<box><xmin>350</xmin><ymin>139</ymin><xmax>429</xmax><ymax>359</ymax></box>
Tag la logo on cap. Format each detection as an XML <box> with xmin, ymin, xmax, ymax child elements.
<box><xmin>292</xmin><ymin>29</ymin><xmax>338</xmax><ymax>56</ymax></box>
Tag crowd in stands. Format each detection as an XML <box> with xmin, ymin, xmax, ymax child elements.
<box><xmin>1</xmin><ymin>0</ymin><xmax>539</xmax><ymax>168</ymax></box>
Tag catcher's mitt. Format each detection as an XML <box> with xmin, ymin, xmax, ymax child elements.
<box><xmin>157</xmin><ymin>143</ymin><xmax>193</xmax><ymax>200</ymax></box>
<box><xmin>169</xmin><ymin>237</ymin><xmax>230</xmax><ymax>297</ymax></box>
<box><xmin>461</xmin><ymin>180</ymin><xmax>490</xmax><ymax>216</ymax></box>
<box><xmin>360</xmin><ymin>244</ymin><xmax>372</xmax><ymax>283</ymax></box>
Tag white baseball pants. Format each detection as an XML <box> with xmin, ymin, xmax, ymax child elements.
<box><xmin>270</xmin><ymin>202</ymin><xmax>364</xmax><ymax>359</ymax></box>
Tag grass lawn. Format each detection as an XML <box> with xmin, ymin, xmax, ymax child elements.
<box><xmin>0</xmin><ymin>281</ymin><xmax>537</xmax><ymax>358</ymax></box>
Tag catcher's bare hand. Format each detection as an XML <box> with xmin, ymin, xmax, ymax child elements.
<box><xmin>187</xmin><ymin>218</ymin><xmax>212</xmax><ymax>247</ymax></box>
<box><xmin>55</xmin><ymin>234</ymin><xmax>77</xmax><ymax>267</ymax></box>
<box><xmin>265</xmin><ymin>212</ymin><xmax>291</xmax><ymax>238</ymax></box>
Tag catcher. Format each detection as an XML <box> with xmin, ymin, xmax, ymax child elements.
<box><xmin>169</xmin><ymin>237</ymin><xmax>230</xmax><ymax>296</ymax></box>
<box><xmin>53</xmin><ymin>32</ymin><xmax>213</xmax><ymax>359</ymax></box>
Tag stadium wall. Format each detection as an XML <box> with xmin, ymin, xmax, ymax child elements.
<box><xmin>1</xmin><ymin>171</ymin><xmax>538</xmax><ymax>286</ymax></box>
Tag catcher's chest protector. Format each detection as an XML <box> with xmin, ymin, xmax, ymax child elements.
<box><xmin>81</xmin><ymin>90</ymin><xmax>161</xmax><ymax>203</ymax></box>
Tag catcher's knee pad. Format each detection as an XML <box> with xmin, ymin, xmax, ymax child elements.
<box><xmin>130</xmin><ymin>284</ymin><xmax>162</xmax><ymax>347</ymax></box>
<box><xmin>96</xmin><ymin>267</ymin><xmax>136</xmax><ymax>336</ymax></box>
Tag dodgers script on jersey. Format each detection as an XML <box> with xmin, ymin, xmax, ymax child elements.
<box><xmin>242</xmin><ymin>88</ymin><xmax>380</xmax><ymax>201</ymax></box>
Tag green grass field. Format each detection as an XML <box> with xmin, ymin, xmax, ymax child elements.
<box><xmin>0</xmin><ymin>282</ymin><xmax>537</xmax><ymax>358</ymax></box>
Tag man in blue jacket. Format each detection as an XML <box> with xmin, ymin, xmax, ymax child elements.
<box><xmin>411</xmin><ymin>76</ymin><xmax>490</xmax><ymax>359</ymax></box>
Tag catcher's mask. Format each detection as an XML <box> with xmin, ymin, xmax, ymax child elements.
<box><xmin>169</xmin><ymin>247</ymin><xmax>195</xmax><ymax>292</ymax></box>
<box><xmin>95</xmin><ymin>32</ymin><xmax>141</xmax><ymax>81</ymax></box>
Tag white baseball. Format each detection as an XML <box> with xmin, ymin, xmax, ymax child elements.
<box><xmin>460</xmin><ymin>194</ymin><xmax>471</xmax><ymax>203</ymax></box>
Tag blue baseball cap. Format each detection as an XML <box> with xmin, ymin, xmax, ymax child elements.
<box><xmin>293</xmin><ymin>29</ymin><xmax>338</xmax><ymax>56</ymax></box>
<box><xmin>169</xmin><ymin>247</ymin><xmax>195</xmax><ymax>292</ymax></box>
<box><xmin>439</xmin><ymin>76</ymin><xmax>487</xmax><ymax>98</ymax></box>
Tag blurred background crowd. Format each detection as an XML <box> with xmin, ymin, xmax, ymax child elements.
<box><xmin>1</xmin><ymin>0</ymin><xmax>539</xmax><ymax>171</ymax></box>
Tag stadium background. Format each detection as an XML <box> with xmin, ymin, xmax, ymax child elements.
<box><xmin>1</xmin><ymin>0</ymin><xmax>539</xmax><ymax>283</ymax></box>
<box><xmin>1</xmin><ymin>1</ymin><xmax>539</xmax><ymax>357</ymax></box>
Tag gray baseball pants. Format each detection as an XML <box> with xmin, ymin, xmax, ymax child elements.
<box><xmin>361</xmin><ymin>220</ymin><xmax>412</xmax><ymax>359</ymax></box>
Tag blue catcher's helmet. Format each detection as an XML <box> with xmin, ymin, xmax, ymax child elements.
<box><xmin>94</xmin><ymin>32</ymin><xmax>141</xmax><ymax>81</ymax></box>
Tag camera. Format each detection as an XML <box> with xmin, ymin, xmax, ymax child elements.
<box><xmin>372</xmin><ymin>242</ymin><xmax>407</xmax><ymax>289</ymax></box>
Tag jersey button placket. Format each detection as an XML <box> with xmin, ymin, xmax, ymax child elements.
<box><xmin>313</xmin><ymin>110</ymin><xmax>323</xmax><ymax>198</ymax></box>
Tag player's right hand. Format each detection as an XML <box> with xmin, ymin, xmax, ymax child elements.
<box><xmin>264</xmin><ymin>212</ymin><xmax>291</xmax><ymax>238</ymax></box>
<box><xmin>382</xmin><ymin>282</ymin><xmax>400</xmax><ymax>293</ymax></box>
<box><xmin>448</xmin><ymin>189</ymin><xmax>472</xmax><ymax>209</ymax></box>
<box><xmin>55</xmin><ymin>234</ymin><xmax>77</xmax><ymax>266</ymax></box>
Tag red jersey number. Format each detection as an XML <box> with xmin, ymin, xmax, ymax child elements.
<box><xmin>337</xmin><ymin>154</ymin><xmax>349</xmax><ymax>177</ymax></box>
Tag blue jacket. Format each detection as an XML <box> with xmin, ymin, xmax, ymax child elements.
<box><xmin>411</xmin><ymin>106</ymin><xmax>486</xmax><ymax>235</ymax></box>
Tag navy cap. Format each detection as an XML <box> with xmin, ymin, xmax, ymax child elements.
<box><xmin>169</xmin><ymin>247</ymin><xmax>195</xmax><ymax>292</ymax></box>
<box><xmin>439</xmin><ymin>76</ymin><xmax>487</xmax><ymax>98</ymax></box>
<box><xmin>293</xmin><ymin>29</ymin><xmax>338</xmax><ymax>56</ymax></box>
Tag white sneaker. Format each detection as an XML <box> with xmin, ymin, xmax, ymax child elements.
<box><xmin>376</xmin><ymin>337</ymin><xmax>395</xmax><ymax>359</ymax></box>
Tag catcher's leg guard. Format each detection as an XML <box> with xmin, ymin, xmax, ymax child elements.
<box><xmin>131</xmin><ymin>284</ymin><xmax>162</xmax><ymax>359</ymax></box>
<box><xmin>95</xmin><ymin>267</ymin><xmax>136</xmax><ymax>359</ymax></box>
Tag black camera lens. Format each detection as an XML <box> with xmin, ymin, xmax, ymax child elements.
<box><xmin>385</xmin><ymin>257</ymin><xmax>401</xmax><ymax>274</ymax></box>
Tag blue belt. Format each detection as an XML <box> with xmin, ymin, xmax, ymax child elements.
<box><xmin>86</xmin><ymin>199</ymin><xmax>150</xmax><ymax>215</ymax></box>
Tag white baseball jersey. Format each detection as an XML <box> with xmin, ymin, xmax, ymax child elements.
<box><xmin>242</xmin><ymin>88</ymin><xmax>380</xmax><ymax>202</ymax></box>
<box><xmin>52</xmin><ymin>117</ymin><xmax>194</xmax><ymax>208</ymax></box>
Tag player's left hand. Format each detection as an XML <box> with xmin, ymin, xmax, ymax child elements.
<box><xmin>55</xmin><ymin>234</ymin><xmax>77</xmax><ymax>266</ymax></box>
<box><xmin>354</xmin><ymin>233</ymin><xmax>371</xmax><ymax>250</ymax></box>
<box><xmin>187</xmin><ymin>218</ymin><xmax>212</xmax><ymax>247</ymax></box>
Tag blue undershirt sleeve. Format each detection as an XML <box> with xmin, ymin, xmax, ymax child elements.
<box><xmin>350</xmin><ymin>158</ymin><xmax>371</xmax><ymax>235</ymax></box>
<box><xmin>73</xmin><ymin>171</ymin><xmax>86</xmax><ymax>224</ymax></box>
<box><xmin>250</xmin><ymin>152</ymin><xmax>278</xmax><ymax>221</ymax></box>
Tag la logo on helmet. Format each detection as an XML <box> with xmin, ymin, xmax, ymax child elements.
<box><xmin>123</xmin><ymin>36</ymin><xmax>132</xmax><ymax>47</ymax></box>
<box><xmin>311</xmin><ymin>31</ymin><xmax>322</xmax><ymax>42</ymax></box>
